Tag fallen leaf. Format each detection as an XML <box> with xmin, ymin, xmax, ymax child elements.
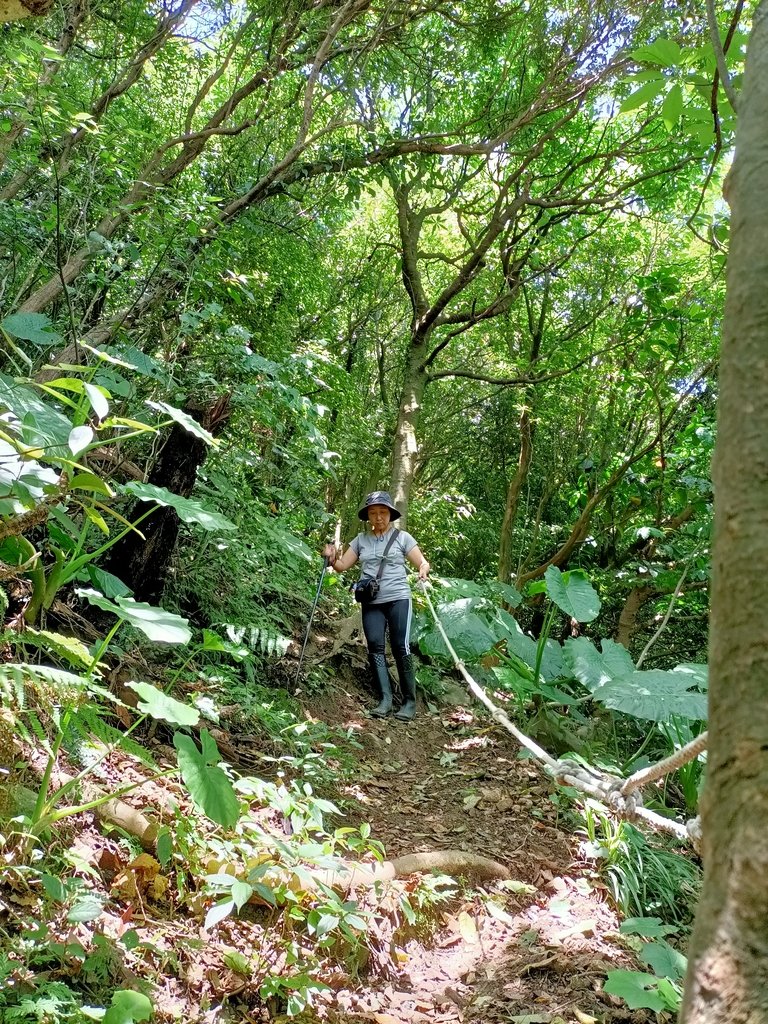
<box><xmin>457</xmin><ymin>910</ymin><xmax>478</xmax><ymax>943</ymax></box>
<box><xmin>574</xmin><ymin>1011</ymin><xmax>598</xmax><ymax>1024</ymax></box>
<box><xmin>485</xmin><ymin>900</ymin><xmax>516</xmax><ymax>926</ymax></box>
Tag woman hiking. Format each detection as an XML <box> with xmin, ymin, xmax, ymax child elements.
<box><xmin>323</xmin><ymin>491</ymin><xmax>430</xmax><ymax>720</ymax></box>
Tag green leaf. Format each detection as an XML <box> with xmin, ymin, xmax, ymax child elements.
<box><xmin>77</xmin><ymin>589</ymin><xmax>192</xmax><ymax>644</ymax></box>
<box><xmin>418</xmin><ymin>599</ymin><xmax>497</xmax><ymax>660</ymax></box>
<box><xmin>126</xmin><ymin>681</ymin><xmax>200</xmax><ymax>726</ymax></box>
<box><xmin>15</xmin><ymin>628</ymin><xmax>93</xmax><ymax>671</ymax></box>
<box><xmin>593</xmin><ymin>669</ymin><xmax>707</xmax><ymax>722</ymax></box>
<box><xmin>84</xmin><ymin>382</ymin><xmax>110</xmax><ymax>420</ymax></box>
<box><xmin>487</xmin><ymin>580</ymin><xmax>523</xmax><ymax>607</ymax></box>
<box><xmin>222</xmin><ymin>948</ymin><xmax>251</xmax><ymax>975</ymax></box>
<box><xmin>123</xmin><ymin>481</ymin><xmax>236</xmax><ymax>532</ymax></box>
<box><xmin>629</xmin><ymin>38</ymin><xmax>682</xmax><ymax>67</ymax></box>
<box><xmin>86</xmin><ymin>565</ymin><xmax>132</xmax><ymax>598</ymax></box>
<box><xmin>544</xmin><ymin>567</ymin><xmax>601</xmax><ymax>623</ymax></box>
<box><xmin>67</xmin><ymin>893</ymin><xmax>104</xmax><ymax>923</ymax></box>
<box><xmin>562</xmin><ymin>636</ymin><xmax>611</xmax><ymax>691</ymax></box>
<box><xmin>619</xmin><ymin>79</ymin><xmax>666</xmax><ymax>113</ymax></box>
<box><xmin>70</xmin><ymin>472</ymin><xmax>114</xmax><ymax>497</ymax></box>
<box><xmin>103</xmin><ymin>989</ymin><xmax>153</xmax><ymax>1024</ymax></box>
<box><xmin>174</xmin><ymin>731</ymin><xmax>240</xmax><ymax>827</ymax></box>
<box><xmin>640</xmin><ymin>940</ymin><xmax>687</xmax><ymax>980</ymax></box>
<box><xmin>1</xmin><ymin>312</ymin><xmax>62</xmax><ymax>347</ymax></box>
<box><xmin>661</xmin><ymin>83</ymin><xmax>683</xmax><ymax>130</ymax></box>
<box><xmin>603</xmin><ymin>970</ymin><xmax>668</xmax><ymax>1011</ymax></box>
<box><xmin>41</xmin><ymin>873</ymin><xmax>66</xmax><ymax>901</ymax></box>
<box><xmin>68</xmin><ymin>425</ymin><xmax>93</xmax><ymax>456</ymax></box>
<box><xmin>231</xmin><ymin>879</ymin><xmax>253</xmax><ymax>910</ymax></box>
<box><xmin>621</xmin><ymin>916</ymin><xmax>677</xmax><ymax>938</ymax></box>
<box><xmin>146</xmin><ymin>400</ymin><xmax>216</xmax><ymax>444</ymax></box>
<box><xmin>205</xmin><ymin>898</ymin><xmax>235</xmax><ymax>930</ymax></box>
<box><xmin>0</xmin><ymin>373</ymin><xmax>73</xmax><ymax>449</ymax></box>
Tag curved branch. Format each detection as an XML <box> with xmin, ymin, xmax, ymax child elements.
<box><xmin>706</xmin><ymin>0</ymin><xmax>739</xmax><ymax>113</ymax></box>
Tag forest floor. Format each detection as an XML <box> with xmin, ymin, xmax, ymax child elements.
<box><xmin>297</xmin><ymin>665</ymin><xmax>663</xmax><ymax>1024</ymax></box>
<box><xmin>2</xmin><ymin>637</ymin><xmax>672</xmax><ymax>1024</ymax></box>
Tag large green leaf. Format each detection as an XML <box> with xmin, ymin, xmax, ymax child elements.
<box><xmin>127</xmin><ymin>681</ymin><xmax>200</xmax><ymax>727</ymax></box>
<box><xmin>123</xmin><ymin>481</ymin><xmax>236</xmax><ymax>532</ymax></box>
<box><xmin>146</xmin><ymin>400</ymin><xmax>216</xmax><ymax>444</ymax></box>
<box><xmin>593</xmin><ymin>669</ymin><xmax>707</xmax><ymax>722</ymax></box>
<box><xmin>563</xmin><ymin>636</ymin><xmax>636</xmax><ymax>692</ymax></box>
<box><xmin>78</xmin><ymin>588</ymin><xmax>192</xmax><ymax>644</ymax></box>
<box><xmin>174</xmin><ymin>730</ymin><xmax>240</xmax><ymax>827</ymax></box>
<box><xmin>495</xmin><ymin>609</ymin><xmax>563</xmax><ymax>681</ymax></box>
<box><xmin>418</xmin><ymin>599</ymin><xmax>497</xmax><ymax>660</ymax></box>
<box><xmin>0</xmin><ymin>373</ymin><xmax>73</xmax><ymax>449</ymax></box>
<box><xmin>603</xmin><ymin>971</ymin><xmax>669</xmax><ymax>1012</ymax></box>
<box><xmin>640</xmin><ymin>940</ymin><xmax>687</xmax><ymax>981</ymax></box>
<box><xmin>562</xmin><ymin>636</ymin><xmax>611</xmax><ymax>692</ymax></box>
<box><xmin>544</xmin><ymin>566</ymin><xmax>601</xmax><ymax>623</ymax></box>
<box><xmin>103</xmin><ymin>989</ymin><xmax>153</xmax><ymax>1024</ymax></box>
<box><xmin>1</xmin><ymin>312</ymin><xmax>62</xmax><ymax>347</ymax></box>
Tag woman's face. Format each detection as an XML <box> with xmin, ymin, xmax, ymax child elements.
<box><xmin>367</xmin><ymin>504</ymin><xmax>391</xmax><ymax>532</ymax></box>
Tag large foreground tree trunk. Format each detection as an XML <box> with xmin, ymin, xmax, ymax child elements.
<box><xmin>681</xmin><ymin>5</ymin><xmax>768</xmax><ymax>1021</ymax></box>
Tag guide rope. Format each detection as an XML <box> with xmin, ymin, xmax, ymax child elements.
<box><xmin>418</xmin><ymin>582</ymin><xmax>704</xmax><ymax>849</ymax></box>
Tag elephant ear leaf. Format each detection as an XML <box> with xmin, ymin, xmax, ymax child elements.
<box><xmin>544</xmin><ymin>567</ymin><xmax>601</xmax><ymax>623</ymax></box>
<box><xmin>593</xmin><ymin>669</ymin><xmax>707</xmax><ymax>722</ymax></box>
<box><xmin>174</xmin><ymin>730</ymin><xmax>240</xmax><ymax>828</ymax></box>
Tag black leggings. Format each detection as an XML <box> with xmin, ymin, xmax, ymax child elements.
<box><xmin>361</xmin><ymin>598</ymin><xmax>412</xmax><ymax>660</ymax></box>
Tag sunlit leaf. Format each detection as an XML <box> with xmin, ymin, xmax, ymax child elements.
<box><xmin>619</xmin><ymin>79</ymin><xmax>665</xmax><ymax>113</ymax></box>
<box><xmin>146</xmin><ymin>400</ymin><xmax>216</xmax><ymax>444</ymax></box>
<box><xmin>544</xmin><ymin>566</ymin><xmax>601</xmax><ymax>623</ymax></box>
<box><xmin>174</xmin><ymin>730</ymin><xmax>240</xmax><ymax>827</ymax></box>
<box><xmin>84</xmin><ymin>381</ymin><xmax>110</xmax><ymax>420</ymax></box>
<box><xmin>123</xmin><ymin>481</ymin><xmax>236</xmax><ymax>532</ymax></box>
<box><xmin>68</xmin><ymin>425</ymin><xmax>93</xmax><ymax>456</ymax></box>
<box><xmin>103</xmin><ymin>989</ymin><xmax>153</xmax><ymax>1024</ymax></box>
<box><xmin>77</xmin><ymin>588</ymin><xmax>192</xmax><ymax>644</ymax></box>
<box><xmin>126</xmin><ymin>680</ymin><xmax>200</xmax><ymax>726</ymax></box>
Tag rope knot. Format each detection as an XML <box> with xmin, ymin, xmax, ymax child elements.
<box><xmin>606</xmin><ymin>779</ymin><xmax>644</xmax><ymax>820</ymax></box>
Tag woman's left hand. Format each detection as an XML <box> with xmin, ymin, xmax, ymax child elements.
<box><xmin>418</xmin><ymin>560</ymin><xmax>430</xmax><ymax>581</ymax></box>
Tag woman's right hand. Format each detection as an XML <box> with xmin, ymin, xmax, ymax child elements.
<box><xmin>323</xmin><ymin>543</ymin><xmax>337</xmax><ymax>561</ymax></box>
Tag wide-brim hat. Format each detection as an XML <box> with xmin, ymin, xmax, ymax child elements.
<box><xmin>358</xmin><ymin>490</ymin><xmax>402</xmax><ymax>521</ymax></box>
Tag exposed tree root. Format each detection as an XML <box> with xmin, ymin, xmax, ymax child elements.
<box><xmin>315</xmin><ymin>850</ymin><xmax>511</xmax><ymax>889</ymax></box>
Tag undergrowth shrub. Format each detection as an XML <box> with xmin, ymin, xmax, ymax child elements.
<box><xmin>578</xmin><ymin>800</ymin><xmax>700</xmax><ymax>925</ymax></box>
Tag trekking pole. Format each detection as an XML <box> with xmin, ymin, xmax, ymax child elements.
<box><xmin>294</xmin><ymin>555</ymin><xmax>329</xmax><ymax>688</ymax></box>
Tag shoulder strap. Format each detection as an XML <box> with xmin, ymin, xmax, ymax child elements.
<box><xmin>375</xmin><ymin>529</ymin><xmax>400</xmax><ymax>581</ymax></box>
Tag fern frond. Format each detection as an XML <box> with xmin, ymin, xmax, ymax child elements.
<box><xmin>12</xmin><ymin>628</ymin><xmax>94</xmax><ymax>672</ymax></box>
<box><xmin>249</xmin><ymin>625</ymin><xmax>290</xmax><ymax>659</ymax></box>
<box><xmin>0</xmin><ymin>663</ymin><xmax>25</xmax><ymax>709</ymax></box>
<box><xmin>0</xmin><ymin>663</ymin><xmax>86</xmax><ymax>706</ymax></box>
<box><xmin>74</xmin><ymin>704</ymin><xmax>157</xmax><ymax>768</ymax></box>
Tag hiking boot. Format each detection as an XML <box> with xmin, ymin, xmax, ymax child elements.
<box><xmin>394</xmin><ymin>653</ymin><xmax>417</xmax><ymax>721</ymax></box>
<box><xmin>369</xmin><ymin>652</ymin><xmax>393</xmax><ymax>717</ymax></box>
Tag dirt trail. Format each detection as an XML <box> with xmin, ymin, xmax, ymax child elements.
<box><xmin>303</xmin><ymin>674</ymin><xmax>654</xmax><ymax>1024</ymax></box>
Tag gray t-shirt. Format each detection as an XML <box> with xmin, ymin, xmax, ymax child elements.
<box><xmin>349</xmin><ymin>528</ymin><xmax>418</xmax><ymax>604</ymax></box>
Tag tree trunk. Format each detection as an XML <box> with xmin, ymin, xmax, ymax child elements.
<box><xmin>614</xmin><ymin>584</ymin><xmax>655</xmax><ymax>648</ymax></box>
<box><xmin>390</xmin><ymin>339</ymin><xmax>428</xmax><ymax>522</ymax></box>
<box><xmin>498</xmin><ymin>404</ymin><xmax>533</xmax><ymax>583</ymax></box>
<box><xmin>681</xmin><ymin>6</ymin><xmax>768</xmax><ymax>1021</ymax></box>
<box><xmin>104</xmin><ymin>395</ymin><xmax>230</xmax><ymax>603</ymax></box>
